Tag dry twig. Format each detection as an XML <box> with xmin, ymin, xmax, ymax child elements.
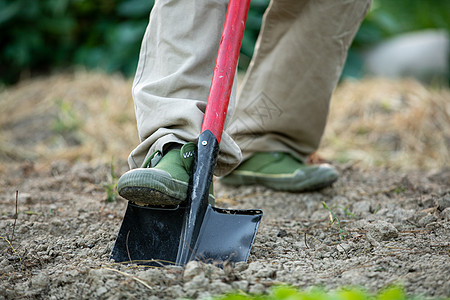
<box><xmin>103</xmin><ymin>267</ymin><xmax>153</xmax><ymax>290</ymax></box>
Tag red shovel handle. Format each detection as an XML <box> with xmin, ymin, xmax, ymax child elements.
<box><xmin>201</xmin><ymin>0</ymin><xmax>251</xmax><ymax>144</ymax></box>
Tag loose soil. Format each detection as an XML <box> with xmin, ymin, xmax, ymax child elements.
<box><xmin>0</xmin><ymin>161</ymin><xmax>449</xmax><ymax>299</ymax></box>
<box><xmin>0</xmin><ymin>72</ymin><xmax>449</xmax><ymax>299</ymax></box>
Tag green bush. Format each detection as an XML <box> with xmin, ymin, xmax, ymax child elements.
<box><xmin>0</xmin><ymin>0</ymin><xmax>153</xmax><ymax>84</ymax></box>
<box><xmin>0</xmin><ymin>0</ymin><xmax>448</xmax><ymax>85</ymax></box>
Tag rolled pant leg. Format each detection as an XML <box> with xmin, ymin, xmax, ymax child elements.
<box><xmin>228</xmin><ymin>0</ymin><xmax>371</xmax><ymax>162</ymax></box>
<box><xmin>129</xmin><ymin>0</ymin><xmax>242</xmax><ymax>175</ymax></box>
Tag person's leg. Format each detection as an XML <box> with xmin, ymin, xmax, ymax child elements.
<box><xmin>223</xmin><ymin>0</ymin><xmax>371</xmax><ymax>191</ymax></box>
<box><xmin>129</xmin><ymin>0</ymin><xmax>241</xmax><ymax>173</ymax></box>
<box><xmin>118</xmin><ymin>0</ymin><xmax>242</xmax><ymax>205</ymax></box>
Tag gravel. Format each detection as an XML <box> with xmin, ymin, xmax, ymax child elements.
<box><xmin>0</xmin><ymin>161</ymin><xmax>449</xmax><ymax>299</ymax></box>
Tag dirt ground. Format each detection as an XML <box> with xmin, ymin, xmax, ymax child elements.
<box><xmin>0</xmin><ymin>72</ymin><xmax>449</xmax><ymax>299</ymax></box>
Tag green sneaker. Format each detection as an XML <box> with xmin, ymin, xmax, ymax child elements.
<box><xmin>220</xmin><ymin>152</ymin><xmax>338</xmax><ymax>192</ymax></box>
<box><xmin>117</xmin><ymin>143</ymin><xmax>214</xmax><ymax>206</ymax></box>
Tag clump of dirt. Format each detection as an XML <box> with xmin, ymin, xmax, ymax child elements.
<box><xmin>0</xmin><ymin>161</ymin><xmax>449</xmax><ymax>299</ymax></box>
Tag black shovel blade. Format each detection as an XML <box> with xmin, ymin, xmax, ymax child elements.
<box><xmin>193</xmin><ymin>205</ymin><xmax>262</xmax><ymax>263</ymax></box>
<box><xmin>110</xmin><ymin>202</ymin><xmax>262</xmax><ymax>266</ymax></box>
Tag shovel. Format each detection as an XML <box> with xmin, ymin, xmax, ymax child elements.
<box><xmin>111</xmin><ymin>0</ymin><xmax>263</xmax><ymax>267</ymax></box>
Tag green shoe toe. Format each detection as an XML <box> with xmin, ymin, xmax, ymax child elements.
<box><xmin>220</xmin><ymin>152</ymin><xmax>338</xmax><ymax>192</ymax></box>
<box><xmin>117</xmin><ymin>143</ymin><xmax>215</xmax><ymax>206</ymax></box>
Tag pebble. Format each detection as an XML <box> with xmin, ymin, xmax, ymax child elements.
<box><xmin>421</xmin><ymin>197</ymin><xmax>436</xmax><ymax>208</ymax></box>
<box><xmin>51</xmin><ymin>160</ymin><xmax>71</xmax><ymax>175</ymax></box>
<box><xmin>436</xmin><ymin>194</ymin><xmax>450</xmax><ymax>211</ymax></box>
<box><xmin>18</xmin><ymin>193</ymin><xmax>32</xmax><ymax>203</ymax></box>
<box><xmin>96</xmin><ymin>286</ymin><xmax>107</xmax><ymax>296</ymax></box>
<box><xmin>352</xmin><ymin>200</ymin><xmax>372</xmax><ymax>215</ymax></box>
<box><xmin>337</xmin><ymin>242</ymin><xmax>352</xmax><ymax>252</ymax></box>
<box><xmin>233</xmin><ymin>262</ymin><xmax>248</xmax><ymax>272</ymax></box>
<box><xmin>243</xmin><ymin>262</ymin><xmax>265</xmax><ymax>276</ymax></box>
<box><xmin>31</xmin><ymin>272</ymin><xmax>49</xmax><ymax>289</ymax></box>
<box><xmin>254</xmin><ymin>267</ymin><xmax>276</xmax><ymax>279</ymax></box>
<box><xmin>183</xmin><ymin>274</ymin><xmax>209</xmax><ymax>298</ymax></box>
<box><xmin>183</xmin><ymin>261</ymin><xmax>205</xmax><ymax>281</ymax></box>
<box><xmin>232</xmin><ymin>280</ymin><xmax>249</xmax><ymax>292</ymax></box>
<box><xmin>138</xmin><ymin>269</ymin><xmax>163</xmax><ymax>284</ymax></box>
<box><xmin>249</xmin><ymin>283</ymin><xmax>265</xmax><ymax>294</ymax></box>
<box><xmin>210</xmin><ymin>280</ymin><xmax>232</xmax><ymax>294</ymax></box>
<box><xmin>366</xmin><ymin>220</ymin><xmax>398</xmax><ymax>241</ymax></box>
<box><xmin>166</xmin><ymin>285</ymin><xmax>184</xmax><ymax>299</ymax></box>
<box><xmin>418</xmin><ymin>214</ymin><xmax>437</xmax><ymax>227</ymax></box>
<box><xmin>441</xmin><ymin>208</ymin><xmax>450</xmax><ymax>220</ymax></box>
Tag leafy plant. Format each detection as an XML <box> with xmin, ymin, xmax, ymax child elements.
<box><xmin>215</xmin><ymin>285</ymin><xmax>423</xmax><ymax>300</ymax></box>
<box><xmin>322</xmin><ymin>201</ymin><xmax>344</xmax><ymax>239</ymax></box>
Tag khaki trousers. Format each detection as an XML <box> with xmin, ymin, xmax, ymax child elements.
<box><xmin>129</xmin><ymin>0</ymin><xmax>371</xmax><ymax>176</ymax></box>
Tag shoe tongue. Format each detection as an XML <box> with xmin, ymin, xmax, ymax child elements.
<box><xmin>180</xmin><ymin>142</ymin><xmax>196</xmax><ymax>171</ymax></box>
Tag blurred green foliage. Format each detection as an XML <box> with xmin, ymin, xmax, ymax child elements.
<box><xmin>0</xmin><ymin>0</ymin><xmax>448</xmax><ymax>85</ymax></box>
<box><xmin>0</xmin><ymin>0</ymin><xmax>153</xmax><ymax>84</ymax></box>
<box><xmin>215</xmin><ymin>285</ymin><xmax>419</xmax><ymax>300</ymax></box>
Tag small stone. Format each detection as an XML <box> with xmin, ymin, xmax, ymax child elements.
<box><xmin>31</xmin><ymin>272</ymin><xmax>49</xmax><ymax>289</ymax></box>
<box><xmin>337</xmin><ymin>243</ymin><xmax>352</xmax><ymax>252</ymax></box>
<box><xmin>249</xmin><ymin>283</ymin><xmax>266</xmax><ymax>294</ymax></box>
<box><xmin>421</xmin><ymin>197</ymin><xmax>436</xmax><ymax>208</ymax></box>
<box><xmin>277</xmin><ymin>229</ymin><xmax>288</xmax><ymax>237</ymax></box>
<box><xmin>233</xmin><ymin>262</ymin><xmax>248</xmax><ymax>272</ymax></box>
<box><xmin>232</xmin><ymin>280</ymin><xmax>249</xmax><ymax>292</ymax></box>
<box><xmin>183</xmin><ymin>274</ymin><xmax>209</xmax><ymax>297</ymax></box>
<box><xmin>254</xmin><ymin>267</ymin><xmax>276</xmax><ymax>278</ymax></box>
<box><xmin>7</xmin><ymin>255</ymin><xmax>20</xmax><ymax>262</ymax></box>
<box><xmin>96</xmin><ymin>286</ymin><xmax>107</xmax><ymax>296</ymax></box>
<box><xmin>425</xmin><ymin>222</ymin><xmax>441</xmax><ymax>230</ymax></box>
<box><xmin>243</xmin><ymin>262</ymin><xmax>265</xmax><ymax>276</ymax></box>
<box><xmin>352</xmin><ymin>200</ymin><xmax>371</xmax><ymax>215</ymax></box>
<box><xmin>183</xmin><ymin>261</ymin><xmax>204</xmax><ymax>281</ymax></box>
<box><xmin>18</xmin><ymin>193</ymin><xmax>32</xmax><ymax>203</ymax></box>
<box><xmin>210</xmin><ymin>280</ymin><xmax>232</xmax><ymax>294</ymax></box>
<box><xmin>366</xmin><ymin>220</ymin><xmax>398</xmax><ymax>241</ymax></box>
<box><xmin>436</xmin><ymin>194</ymin><xmax>450</xmax><ymax>211</ymax></box>
<box><xmin>441</xmin><ymin>208</ymin><xmax>450</xmax><ymax>220</ymax></box>
<box><xmin>166</xmin><ymin>285</ymin><xmax>184</xmax><ymax>299</ymax></box>
<box><xmin>418</xmin><ymin>214</ymin><xmax>437</xmax><ymax>227</ymax></box>
<box><xmin>138</xmin><ymin>268</ymin><xmax>166</xmax><ymax>285</ymax></box>
<box><xmin>51</xmin><ymin>160</ymin><xmax>71</xmax><ymax>175</ymax></box>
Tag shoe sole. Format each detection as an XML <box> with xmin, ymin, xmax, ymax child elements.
<box><xmin>119</xmin><ymin>186</ymin><xmax>182</xmax><ymax>207</ymax></box>
<box><xmin>221</xmin><ymin>166</ymin><xmax>339</xmax><ymax>192</ymax></box>
<box><xmin>117</xmin><ymin>169</ymin><xmax>214</xmax><ymax>206</ymax></box>
<box><xmin>117</xmin><ymin>169</ymin><xmax>187</xmax><ymax>206</ymax></box>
